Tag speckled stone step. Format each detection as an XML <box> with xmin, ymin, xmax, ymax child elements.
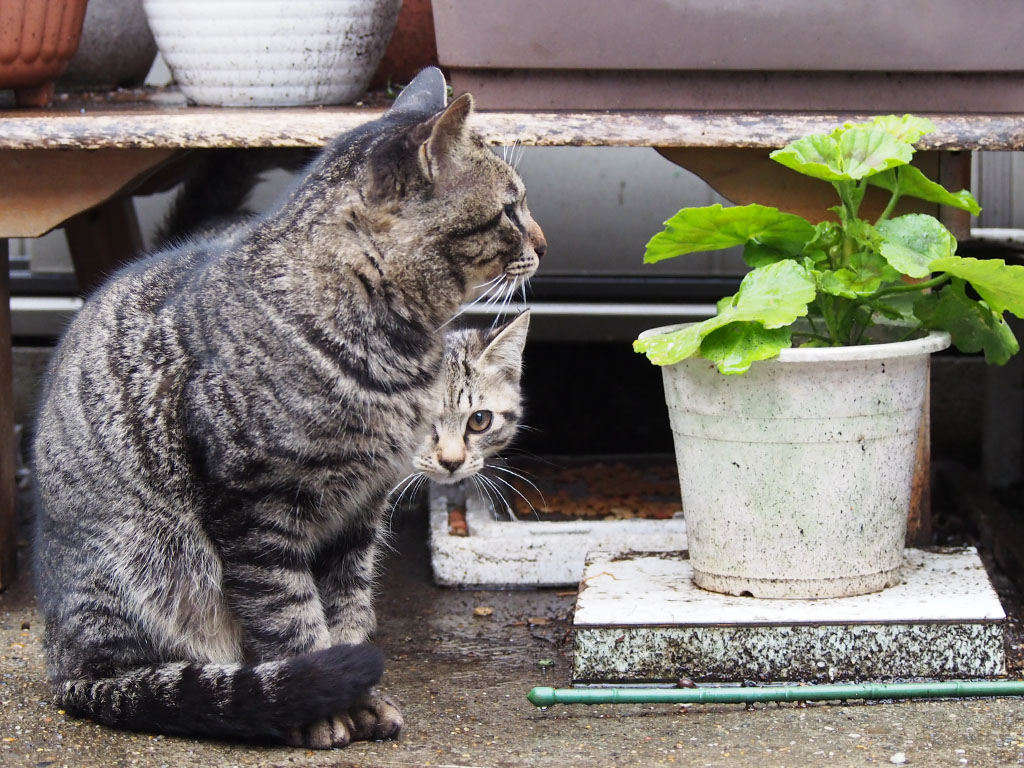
<box><xmin>572</xmin><ymin>548</ymin><xmax>1006</xmax><ymax>684</ymax></box>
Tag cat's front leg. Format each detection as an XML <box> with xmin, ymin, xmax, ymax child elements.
<box><xmin>216</xmin><ymin>508</ymin><xmax>333</xmax><ymax>661</ymax></box>
<box><xmin>298</xmin><ymin>514</ymin><xmax>404</xmax><ymax>745</ymax></box>
<box><xmin>316</xmin><ymin>516</ymin><xmax>383</xmax><ymax>647</ymax></box>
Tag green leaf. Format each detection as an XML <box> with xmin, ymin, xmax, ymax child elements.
<box><xmin>877</xmin><ymin>214</ymin><xmax>956</xmax><ymax>278</ymax></box>
<box><xmin>632</xmin><ymin>323</ymin><xmax>704</xmax><ymax>366</ymax></box>
<box><xmin>699</xmin><ymin>323</ymin><xmax>793</xmax><ymax>375</ymax></box>
<box><xmin>930</xmin><ymin>255</ymin><xmax>1024</xmax><ymax>318</ymax></box>
<box><xmin>838</xmin><ymin>126</ymin><xmax>915</xmax><ymax>180</ymax></box>
<box><xmin>868</xmin><ymin>166</ymin><xmax>981</xmax><ymax>215</ymax></box>
<box><xmin>868</xmin><ymin>114</ymin><xmax>936</xmax><ymax>143</ymax></box>
<box><xmin>726</xmin><ymin>259</ymin><xmax>818</xmax><ymax>328</ymax></box>
<box><xmin>915</xmin><ymin>280</ymin><xmax>1019</xmax><ymax>364</ymax></box>
<box><xmin>743</xmin><ymin>241</ymin><xmax>793</xmax><ymax>268</ymax></box>
<box><xmin>819</xmin><ymin>267</ymin><xmax>884</xmax><ymax>299</ymax></box>
<box><xmin>634</xmin><ymin>260</ymin><xmax>816</xmax><ymax>366</ymax></box>
<box><xmin>770</xmin><ymin>126</ymin><xmax>914</xmax><ymax>182</ymax></box>
<box><xmin>644</xmin><ymin>204</ymin><xmax>814</xmax><ymax>264</ymax></box>
<box><xmin>770</xmin><ymin>133</ymin><xmax>848</xmax><ymax>182</ymax></box>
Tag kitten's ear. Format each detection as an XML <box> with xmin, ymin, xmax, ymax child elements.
<box><xmin>481</xmin><ymin>311</ymin><xmax>530</xmax><ymax>377</ymax></box>
<box><xmin>412</xmin><ymin>93</ymin><xmax>475</xmax><ymax>182</ymax></box>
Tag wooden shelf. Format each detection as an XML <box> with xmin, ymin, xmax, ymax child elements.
<box><xmin>3</xmin><ymin>88</ymin><xmax>1024</xmax><ymax>150</ymax></box>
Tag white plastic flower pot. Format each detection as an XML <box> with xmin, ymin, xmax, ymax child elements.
<box><xmin>143</xmin><ymin>0</ymin><xmax>401</xmax><ymax>107</ymax></box>
<box><xmin>642</xmin><ymin>324</ymin><xmax>951</xmax><ymax>599</ymax></box>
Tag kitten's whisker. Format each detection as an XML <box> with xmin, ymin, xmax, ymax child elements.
<box><xmin>477</xmin><ymin>472</ymin><xmax>516</xmax><ymax>521</ymax></box>
<box><xmin>387</xmin><ymin>471</ymin><xmax>421</xmax><ymax>500</ymax></box>
<box><xmin>471</xmin><ymin>475</ymin><xmax>500</xmax><ymax>519</ymax></box>
<box><xmin>501</xmin><ymin>449</ymin><xmax>564</xmax><ymax>470</ymax></box>
<box><xmin>487</xmin><ymin>463</ymin><xmax>547</xmax><ymax>509</ymax></box>
<box><xmin>486</xmin><ymin>472</ymin><xmax>540</xmax><ymax>521</ymax></box>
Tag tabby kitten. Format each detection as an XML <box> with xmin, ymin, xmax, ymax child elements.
<box><xmin>409</xmin><ymin>311</ymin><xmax>530</xmax><ymax>499</ymax></box>
<box><xmin>31</xmin><ymin>68</ymin><xmax>545</xmax><ymax>749</ymax></box>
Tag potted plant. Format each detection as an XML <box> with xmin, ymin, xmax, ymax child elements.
<box><xmin>634</xmin><ymin>114</ymin><xmax>1024</xmax><ymax>599</ymax></box>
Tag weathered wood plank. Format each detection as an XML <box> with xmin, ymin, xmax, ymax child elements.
<box><xmin>0</xmin><ymin>148</ymin><xmax>176</xmax><ymax>237</ymax></box>
<box><xmin>2</xmin><ymin>104</ymin><xmax>1024</xmax><ymax>150</ymax></box>
<box><xmin>0</xmin><ymin>239</ymin><xmax>14</xmax><ymax>591</ymax></box>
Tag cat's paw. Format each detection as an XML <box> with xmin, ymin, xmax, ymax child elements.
<box><xmin>285</xmin><ymin>714</ymin><xmax>357</xmax><ymax>749</ymax></box>
<box><xmin>284</xmin><ymin>691</ymin><xmax>403</xmax><ymax>749</ymax></box>
<box><xmin>347</xmin><ymin>689</ymin><xmax>404</xmax><ymax>741</ymax></box>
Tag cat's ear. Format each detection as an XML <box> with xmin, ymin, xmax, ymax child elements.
<box><xmin>412</xmin><ymin>93</ymin><xmax>475</xmax><ymax>182</ymax></box>
<box><xmin>390</xmin><ymin>66</ymin><xmax>448</xmax><ymax>116</ymax></box>
<box><xmin>481</xmin><ymin>311</ymin><xmax>530</xmax><ymax>377</ymax></box>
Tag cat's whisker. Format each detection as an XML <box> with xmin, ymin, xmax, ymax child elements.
<box><xmin>473</xmin><ymin>274</ymin><xmax>504</xmax><ymax>293</ymax></box>
<box><xmin>481</xmin><ymin>275</ymin><xmax>509</xmax><ymax>307</ymax></box>
<box><xmin>438</xmin><ymin>281</ymin><xmax>501</xmax><ymax>330</ymax></box>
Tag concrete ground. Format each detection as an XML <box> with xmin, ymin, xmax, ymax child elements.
<box><xmin>3</xmin><ymin>499</ymin><xmax>1024</xmax><ymax>768</ymax></box>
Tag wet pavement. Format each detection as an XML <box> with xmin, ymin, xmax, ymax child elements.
<box><xmin>3</xmin><ymin>502</ymin><xmax>1024</xmax><ymax>768</ymax></box>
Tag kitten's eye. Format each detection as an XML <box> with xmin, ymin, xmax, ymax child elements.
<box><xmin>466</xmin><ymin>410</ymin><xmax>493</xmax><ymax>433</ymax></box>
<box><xmin>502</xmin><ymin>202</ymin><xmax>516</xmax><ymax>219</ymax></box>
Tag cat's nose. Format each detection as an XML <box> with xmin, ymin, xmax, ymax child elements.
<box><xmin>439</xmin><ymin>456</ymin><xmax>464</xmax><ymax>473</ymax></box>
<box><xmin>528</xmin><ymin>220</ymin><xmax>547</xmax><ymax>260</ymax></box>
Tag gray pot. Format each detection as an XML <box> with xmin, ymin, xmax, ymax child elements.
<box><xmin>62</xmin><ymin>0</ymin><xmax>157</xmax><ymax>89</ymax></box>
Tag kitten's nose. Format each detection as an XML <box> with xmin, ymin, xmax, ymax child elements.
<box><xmin>439</xmin><ymin>456</ymin><xmax>464</xmax><ymax>473</ymax></box>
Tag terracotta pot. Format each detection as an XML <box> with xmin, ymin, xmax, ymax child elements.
<box><xmin>370</xmin><ymin>0</ymin><xmax>439</xmax><ymax>90</ymax></box>
<box><xmin>433</xmin><ymin>0</ymin><xmax>1024</xmax><ymax>112</ymax></box>
<box><xmin>0</xmin><ymin>0</ymin><xmax>89</xmax><ymax>106</ymax></box>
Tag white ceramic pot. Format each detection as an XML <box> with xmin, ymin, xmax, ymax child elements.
<box><xmin>142</xmin><ymin>0</ymin><xmax>401</xmax><ymax>106</ymax></box>
<box><xmin>643</xmin><ymin>324</ymin><xmax>951</xmax><ymax>599</ymax></box>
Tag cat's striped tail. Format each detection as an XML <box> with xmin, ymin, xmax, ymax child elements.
<box><xmin>53</xmin><ymin>644</ymin><xmax>383</xmax><ymax>742</ymax></box>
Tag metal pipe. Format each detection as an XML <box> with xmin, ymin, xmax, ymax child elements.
<box><xmin>528</xmin><ymin>680</ymin><xmax>1024</xmax><ymax>708</ymax></box>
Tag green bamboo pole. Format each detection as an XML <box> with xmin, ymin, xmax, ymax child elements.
<box><xmin>528</xmin><ymin>681</ymin><xmax>1024</xmax><ymax>708</ymax></box>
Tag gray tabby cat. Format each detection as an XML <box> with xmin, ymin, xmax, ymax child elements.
<box><xmin>31</xmin><ymin>68</ymin><xmax>545</xmax><ymax>749</ymax></box>
<box><xmin>406</xmin><ymin>311</ymin><xmax>530</xmax><ymax>497</ymax></box>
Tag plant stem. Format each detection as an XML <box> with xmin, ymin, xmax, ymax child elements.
<box><xmin>818</xmin><ymin>295</ymin><xmax>841</xmax><ymax>345</ymax></box>
<box><xmin>896</xmin><ymin>322</ymin><xmax>926</xmax><ymax>342</ymax></box>
<box><xmin>876</xmin><ymin>168</ymin><xmax>901</xmax><ymax>222</ymax></box>
<box><xmin>874</xmin><ymin>273</ymin><xmax>950</xmax><ymax>298</ymax></box>
<box><xmin>878</xmin><ymin>189</ymin><xmax>901</xmax><ymax>222</ymax></box>
<box><xmin>791</xmin><ymin>331</ymin><xmax>833</xmax><ymax>344</ymax></box>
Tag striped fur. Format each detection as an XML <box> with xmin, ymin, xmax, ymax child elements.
<box><xmin>31</xmin><ymin>79</ymin><xmax>545</xmax><ymax>748</ymax></box>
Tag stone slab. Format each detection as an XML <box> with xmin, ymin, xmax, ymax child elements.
<box><xmin>573</xmin><ymin>548</ymin><xmax>1007</xmax><ymax>683</ymax></box>
<box><xmin>427</xmin><ymin>486</ymin><xmax>688</xmax><ymax>588</ymax></box>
